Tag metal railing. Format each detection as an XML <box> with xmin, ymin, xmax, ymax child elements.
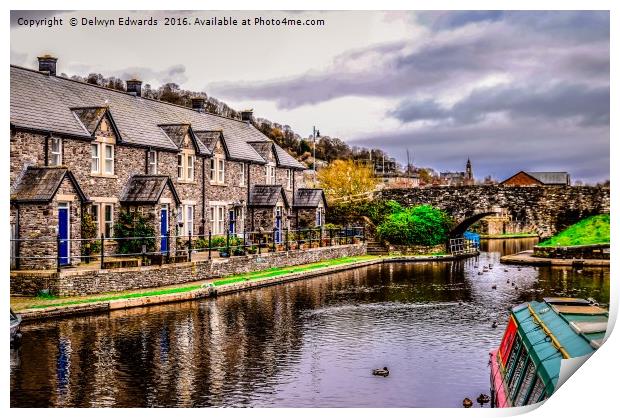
<box><xmin>448</xmin><ymin>237</ymin><xmax>479</xmax><ymax>255</ymax></box>
<box><xmin>10</xmin><ymin>226</ymin><xmax>366</xmax><ymax>271</ymax></box>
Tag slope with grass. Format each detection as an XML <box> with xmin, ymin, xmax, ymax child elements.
<box><xmin>538</xmin><ymin>214</ymin><xmax>610</xmax><ymax>247</ymax></box>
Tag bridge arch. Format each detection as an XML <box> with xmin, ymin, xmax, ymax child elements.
<box><xmin>449</xmin><ymin>211</ymin><xmax>499</xmax><ymax>238</ymax></box>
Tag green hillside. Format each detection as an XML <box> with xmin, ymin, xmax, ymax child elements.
<box><xmin>539</xmin><ymin>214</ymin><xmax>610</xmax><ymax>246</ymax></box>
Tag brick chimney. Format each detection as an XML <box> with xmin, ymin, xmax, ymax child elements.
<box><xmin>37</xmin><ymin>55</ymin><xmax>57</xmax><ymax>76</ymax></box>
<box><xmin>191</xmin><ymin>97</ymin><xmax>206</xmax><ymax>112</ymax></box>
<box><xmin>241</xmin><ymin>109</ymin><xmax>254</xmax><ymax>123</ymax></box>
<box><xmin>126</xmin><ymin>79</ymin><xmax>142</xmax><ymax>97</ymax></box>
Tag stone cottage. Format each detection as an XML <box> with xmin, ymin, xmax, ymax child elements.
<box><xmin>10</xmin><ymin>57</ymin><xmax>320</xmax><ymax>270</ymax></box>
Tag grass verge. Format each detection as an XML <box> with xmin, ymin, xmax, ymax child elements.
<box><xmin>24</xmin><ymin>255</ymin><xmax>377</xmax><ymax>310</ymax></box>
<box><xmin>538</xmin><ymin>214</ymin><xmax>610</xmax><ymax>247</ymax></box>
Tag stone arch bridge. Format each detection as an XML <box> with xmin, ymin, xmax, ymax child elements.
<box><xmin>379</xmin><ymin>186</ymin><xmax>609</xmax><ymax>238</ymax></box>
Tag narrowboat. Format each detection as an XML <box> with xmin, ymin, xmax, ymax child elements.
<box><xmin>490</xmin><ymin>297</ymin><xmax>608</xmax><ymax>408</ymax></box>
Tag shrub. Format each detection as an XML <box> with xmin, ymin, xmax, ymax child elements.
<box><xmin>113</xmin><ymin>210</ymin><xmax>156</xmax><ymax>255</ymax></box>
<box><xmin>376</xmin><ymin>205</ymin><xmax>452</xmax><ymax>246</ymax></box>
<box><xmin>80</xmin><ymin>211</ymin><xmax>101</xmax><ymax>257</ymax></box>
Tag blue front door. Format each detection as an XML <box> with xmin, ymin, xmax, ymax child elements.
<box><xmin>275</xmin><ymin>207</ymin><xmax>282</xmax><ymax>243</ymax></box>
<box><xmin>58</xmin><ymin>203</ymin><xmax>70</xmax><ymax>265</ymax></box>
<box><xmin>229</xmin><ymin>209</ymin><xmax>236</xmax><ymax>234</ymax></box>
<box><xmin>160</xmin><ymin>205</ymin><xmax>168</xmax><ymax>253</ymax></box>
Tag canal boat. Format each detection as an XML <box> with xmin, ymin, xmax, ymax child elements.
<box><xmin>10</xmin><ymin>308</ymin><xmax>22</xmax><ymax>346</ymax></box>
<box><xmin>489</xmin><ymin>297</ymin><xmax>608</xmax><ymax>408</ymax></box>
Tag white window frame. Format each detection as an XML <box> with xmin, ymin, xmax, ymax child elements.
<box><xmin>187</xmin><ymin>155</ymin><xmax>194</xmax><ymax>181</ymax></box>
<box><xmin>210</xmin><ymin>159</ymin><xmax>216</xmax><ymax>181</ymax></box>
<box><xmin>148</xmin><ymin>150</ymin><xmax>158</xmax><ymax>174</ymax></box>
<box><xmin>104</xmin><ymin>144</ymin><xmax>114</xmax><ymax>175</ymax></box>
<box><xmin>266</xmin><ymin>163</ymin><xmax>276</xmax><ymax>185</ymax></box>
<box><xmin>91</xmin><ymin>144</ymin><xmax>100</xmax><ymax>173</ymax></box>
<box><xmin>50</xmin><ymin>138</ymin><xmax>62</xmax><ymax>166</ymax></box>
<box><xmin>103</xmin><ymin>203</ymin><xmax>114</xmax><ymax>238</ymax></box>
<box><xmin>186</xmin><ymin>205</ymin><xmax>194</xmax><ymax>236</ymax></box>
<box><xmin>217</xmin><ymin>159</ymin><xmax>225</xmax><ymax>183</ymax></box>
<box><xmin>286</xmin><ymin>169</ymin><xmax>292</xmax><ymax>190</ymax></box>
<box><xmin>217</xmin><ymin>206</ymin><xmax>225</xmax><ymax>234</ymax></box>
<box><xmin>240</xmin><ymin>162</ymin><xmax>245</xmax><ymax>186</ymax></box>
<box><xmin>177</xmin><ymin>154</ymin><xmax>184</xmax><ymax>180</ymax></box>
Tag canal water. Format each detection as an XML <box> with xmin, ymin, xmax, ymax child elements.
<box><xmin>10</xmin><ymin>239</ymin><xmax>609</xmax><ymax>407</ymax></box>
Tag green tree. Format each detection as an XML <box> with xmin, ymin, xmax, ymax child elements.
<box><xmin>377</xmin><ymin>205</ymin><xmax>452</xmax><ymax>246</ymax></box>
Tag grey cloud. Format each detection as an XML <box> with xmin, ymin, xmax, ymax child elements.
<box><xmin>350</xmin><ymin>122</ymin><xmax>609</xmax><ymax>184</ymax></box>
<box><xmin>209</xmin><ymin>11</ymin><xmax>608</xmax><ymax>110</ymax></box>
<box><xmin>416</xmin><ymin>10</ymin><xmax>609</xmax><ymax>41</ymax></box>
<box><xmin>67</xmin><ymin>64</ymin><xmax>188</xmax><ymax>86</ymax></box>
<box><xmin>389</xmin><ymin>83</ymin><xmax>610</xmax><ymax>126</ymax></box>
<box><xmin>10</xmin><ymin>50</ymin><xmax>28</xmax><ymax>66</ymax></box>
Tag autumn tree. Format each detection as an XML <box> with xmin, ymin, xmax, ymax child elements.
<box><xmin>317</xmin><ymin>160</ymin><xmax>379</xmax><ymax>202</ymax></box>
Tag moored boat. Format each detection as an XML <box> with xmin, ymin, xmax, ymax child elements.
<box><xmin>490</xmin><ymin>297</ymin><xmax>608</xmax><ymax>408</ymax></box>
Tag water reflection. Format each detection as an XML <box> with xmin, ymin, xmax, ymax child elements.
<box><xmin>10</xmin><ymin>239</ymin><xmax>609</xmax><ymax>407</ymax></box>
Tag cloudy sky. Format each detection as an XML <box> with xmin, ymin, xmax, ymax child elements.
<box><xmin>10</xmin><ymin>10</ymin><xmax>609</xmax><ymax>183</ymax></box>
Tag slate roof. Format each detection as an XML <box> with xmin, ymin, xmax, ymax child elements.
<box><xmin>293</xmin><ymin>188</ymin><xmax>327</xmax><ymax>208</ymax></box>
<box><xmin>248</xmin><ymin>141</ymin><xmax>273</xmax><ymax>160</ymax></box>
<box><xmin>120</xmin><ymin>175</ymin><xmax>180</xmax><ymax>204</ymax></box>
<box><xmin>72</xmin><ymin>107</ymin><xmax>108</xmax><ymax>134</ymax></box>
<box><xmin>526</xmin><ymin>172</ymin><xmax>570</xmax><ymax>185</ymax></box>
<box><xmin>11</xmin><ymin>166</ymin><xmax>87</xmax><ymax>203</ymax></box>
<box><xmin>274</xmin><ymin>143</ymin><xmax>306</xmax><ymax>169</ymax></box>
<box><xmin>10</xmin><ymin>65</ymin><xmax>274</xmax><ymax>162</ymax></box>
<box><xmin>248</xmin><ymin>185</ymin><xmax>289</xmax><ymax>207</ymax></box>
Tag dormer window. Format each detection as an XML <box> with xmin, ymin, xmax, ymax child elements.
<box><xmin>210</xmin><ymin>155</ymin><xmax>225</xmax><ymax>185</ymax></box>
<box><xmin>50</xmin><ymin>138</ymin><xmax>62</xmax><ymax>166</ymax></box>
<box><xmin>91</xmin><ymin>138</ymin><xmax>115</xmax><ymax>176</ymax></box>
<box><xmin>266</xmin><ymin>163</ymin><xmax>276</xmax><ymax>185</ymax></box>
<box><xmin>148</xmin><ymin>150</ymin><xmax>157</xmax><ymax>174</ymax></box>
<box><xmin>177</xmin><ymin>150</ymin><xmax>195</xmax><ymax>181</ymax></box>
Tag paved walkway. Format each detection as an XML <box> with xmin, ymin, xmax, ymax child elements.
<box><xmin>500</xmin><ymin>250</ymin><xmax>609</xmax><ymax>266</ymax></box>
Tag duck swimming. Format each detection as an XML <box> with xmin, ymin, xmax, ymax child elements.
<box><xmin>477</xmin><ymin>394</ymin><xmax>491</xmax><ymax>405</ymax></box>
<box><xmin>372</xmin><ymin>367</ymin><xmax>389</xmax><ymax>377</ymax></box>
<box><xmin>463</xmin><ymin>398</ymin><xmax>473</xmax><ymax>408</ymax></box>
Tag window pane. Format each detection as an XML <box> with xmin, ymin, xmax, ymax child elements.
<box><xmin>91</xmin><ymin>144</ymin><xmax>99</xmax><ymax>172</ymax></box>
<box><xmin>104</xmin><ymin>145</ymin><xmax>114</xmax><ymax>174</ymax></box>
<box><xmin>177</xmin><ymin>154</ymin><xmax>183</xmax><ymax>179</ymax></box>
<box><xmin>187</xmin><ymin>155</ymin><xmax>194</xmax><ymax>180</ymax></box>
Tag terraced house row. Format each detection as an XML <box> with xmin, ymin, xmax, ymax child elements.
<box><xmin>10</xmin><ymin>57</ymin><xmax>327</xmax><ymax>270</ymax></box>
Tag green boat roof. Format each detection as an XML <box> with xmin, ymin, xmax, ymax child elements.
<box><xmin>511</xmin><ymin>298</ymin><xmax>608</xmax><ymax>390</ymax></box>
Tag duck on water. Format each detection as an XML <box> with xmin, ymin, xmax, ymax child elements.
<box><xmin>372</xmin><ymin>367</ymin><xmax>389</xmax><ymax>377</ymax></box>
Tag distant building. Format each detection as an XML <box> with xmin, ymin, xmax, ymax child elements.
<box><xmin>501</xmin><ymin>171</ymin><xmax>571</xmax><ymax>186</ymax></box>
<box><xmin>376</xmin><ymin>172</ymin><xmax>420</xmax><ymax>189</ymax></box>
<box><xmin>438</xmin><ymin>158</ymin><xmax>475</xmax><ymax>186</ymax></box>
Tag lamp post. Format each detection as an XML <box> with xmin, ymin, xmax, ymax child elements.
<box><xmin>312</xmin><ymin>126</ymin><xmax>320</xmax><ymax>186</ymax></box>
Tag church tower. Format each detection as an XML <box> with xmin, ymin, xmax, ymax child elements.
<box><xmin>465</xmin><ymin>158</ymin><xmax>474</xmax><ymax>185</ymax></box>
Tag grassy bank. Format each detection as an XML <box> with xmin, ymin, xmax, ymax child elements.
<box><xmin>539</xmin><ymin>214</ymin><xmax>610</xmax><ymax>247</ymax></box>
<box><xmin>15</xmin><ymin>255</ymin><xmax>378</xmax><ymax>310</ymax></box>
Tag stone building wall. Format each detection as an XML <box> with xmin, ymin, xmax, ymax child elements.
<box><xmin>10</xmin><ymin>243</ymin><xmax>367</xmax><ymax>296</ymax></box>
<box><xmin>380</xmin><ymin>185</ymin><xmax>610</xmax><ymax>238</ymax></box>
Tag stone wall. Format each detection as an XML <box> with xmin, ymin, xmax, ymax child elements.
<box><xmin>387</xmin><ymin>244</ymin><xmax>445</xmax><ymax>255</ymax></box>
<box><xmin>380</xmin><ymin>185</ymin><xmax>610</xmax><ymax>238</ymax></box>
<box><xmin>10</xmin><ymin>243</ymin><xmax>366</xmax><ymax>296</ymax></box>
<box><xmin>533</xmin><ymin>243</ymin><xmax>610</xmax><ymax>259</ymax></box>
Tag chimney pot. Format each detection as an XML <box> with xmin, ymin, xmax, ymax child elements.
<box><xmin>191</xmin><ymin>97</ymin><xmax>206</xmax><ymax>112</ymax></box>
<box><xmin>241</xmin><ymin>109</ymin><xmax>254</xmax><ymax>123</ymax></box>
<box><xmin>126</xmin><ymin>79</ymin><xmax>142</xmax><ymax>97</ymax></box>
<box><xmin>37</xmin><ymin>55</ymin><xmax>57</xmax><ymax>76</ymax></box>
